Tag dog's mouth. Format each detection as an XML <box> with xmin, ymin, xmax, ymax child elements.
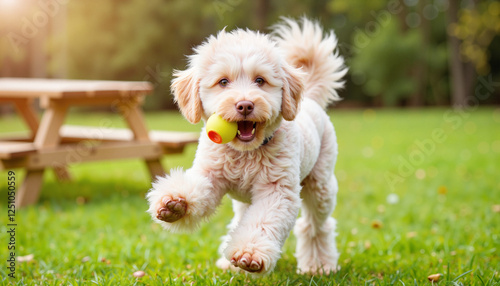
<box><xmin>237</xmin><ymin>121</ymin><xmax>257</xmax><ymax>142</ymax></box>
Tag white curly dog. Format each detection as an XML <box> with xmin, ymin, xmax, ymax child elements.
<box><xmin>147</xmin><ymin>18</ymin><xmax>347</xmax><ymax>275</ymax></box>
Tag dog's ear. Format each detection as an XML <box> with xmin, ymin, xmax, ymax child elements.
<box><xmin>281</xmin><ymin>64</ymin><xmax>304</xmax><ymax>121</ymax></box>
<box><xmin>171</xmin><ymin>67</ymin><xmax>203</xmax><ymax>124</ymax></box>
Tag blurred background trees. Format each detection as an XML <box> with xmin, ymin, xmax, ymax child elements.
<box><xmin>0</xmin><ymin>0</ymin><xmax>499</xmax><ymax>110</ymax></box>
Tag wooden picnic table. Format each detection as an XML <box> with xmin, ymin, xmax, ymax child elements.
<box><xmin>0</xmin><ymin>78</ymin><xmax>198</xmax><ymax>207</ymax></box>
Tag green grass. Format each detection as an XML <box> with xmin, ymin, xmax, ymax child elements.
<box><xmin>1</xmin><ymin>107</ymin><xmax>499</xmax><ymax>285</ymax></box>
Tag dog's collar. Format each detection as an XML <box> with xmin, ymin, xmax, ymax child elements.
<box><xmin>262</xmin><ymin>135</ymin><xmax>273</xmax><ymax>146</ymax></box>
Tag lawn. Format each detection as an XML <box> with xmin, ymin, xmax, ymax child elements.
<box><xmin>1</xmin><ymin>107</ymin><xmax>499</xmax><ymax>285</ymax></box>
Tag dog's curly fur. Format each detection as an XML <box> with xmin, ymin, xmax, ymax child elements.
<box><xmin>147</xmin><ymin>17</ymin><xmax>347</xmax><ymax>275</ymax></box>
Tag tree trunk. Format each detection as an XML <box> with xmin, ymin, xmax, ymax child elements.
<box><xmin>50</xmin><ymin>0</ymin><xmax>68</xmax><ymax>78</ymax></box>
<box><xmin>255</xmin><ymin>0</ymin><xmax>270</xmax><ymax>31</ymax></box>
<box><xmin>447</xmin><ymin>0</ymin><xmax>475</xmax><ymax>108</ymax></box>
<box><xmin>30</xmin><ymin>22</ymin><xmax>48</xmax><ymax>78</ymax></box>
<box><xmin>409</xmin><ymin>0</ymin><xmax>429</xmax><ymax>107</ymax></box>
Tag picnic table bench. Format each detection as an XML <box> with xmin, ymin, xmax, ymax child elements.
<box><xmin>0</xmin><ymin>78</ymin><xmax>199</xmax><ymax>207</ymax></box>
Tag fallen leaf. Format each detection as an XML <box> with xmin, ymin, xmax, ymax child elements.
<box><xmin>81</xmin><ymin>256</ymin><xmax>91</xmax><ymax>263</ymax></box>
<box><xmin>364</xmin><ymin>240</ymin><xmax>372</xmax><ymax>250</ymax></box>
<box><xmin>76</xmin><ymin>196</ymin><xmax>89</xmax><ymax>205</ymax></box>
<box><xmin>100</xmin><ymin>257</ymin><xmax>111</xmax><ymax>264</ymax></box>
<box><xmin>406</xmin><ymin>231</ymin><xmax>418</xmax><ymax>238</ymax></box>
<box><xmin>17</xmin><ymin>254</ymin><xmax>34</xmax><ymax>262</ymax></box>
<box><xmin>377</xmin><ymin>205</ymin><xmax>386</xmax><ymax>213</ymax></box>
<box><xmin>133</xmin><ymin>270</ymin><xmax>146</xmax><ymax>278</ymax></box>
<box><xmin>492</xmin><ymin>205</ymin><xmax>500</xmax><ymax>213</ymax></box>
<box><xmin>427</xmin><ymin>273</ymin><xmax>442</xmax><ymax>282</ymax></box>
<box><xmin>371</xmin><ymin>220</ymin><xmax>383</xmax><ymax>229</ymax></box>
<box><xmin>438</xmin><ymin>186</ymin><xmax>447</xmax><ymax>195</ymax></box>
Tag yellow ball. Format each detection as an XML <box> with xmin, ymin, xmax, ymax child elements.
<box><xmin>206</xmin><ymin>113</ymin><xmax>237</xmax><ymax>144</ymax></box>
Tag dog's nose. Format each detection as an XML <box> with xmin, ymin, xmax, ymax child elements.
<box><xmin>236</xmin><ymin>101</ymin><xmax>254</xmax><ymax>116</ymax></box>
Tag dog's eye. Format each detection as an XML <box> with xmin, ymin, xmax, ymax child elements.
<box><xmin>255</xmin><ymin>77</ymin><xmax>265</xmax><ymax>86</ymax></box>
<box><xmin>219</xmin><ymin>78</ymin><xmax>229</xmax><ymax>87</ymax></box>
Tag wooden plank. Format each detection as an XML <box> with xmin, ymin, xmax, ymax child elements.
<box><xmin>0</xmin><ymin>132</ymin><xmax>32</xmax><ymax>142</ymax></box>
<box><xmin>53</xmin><ymin>166</ymin><xmax>72</xmax><ymax>181</ymax></box>
<box><xmin>160</xmin><ymin>145</ymin><xmax>187</xmax><ymax>154</ymax></box>
<box><xmin>25</xmin><ymin>141</ymin><xmax>163</xmax><ymax>169</ymax></box>
<box><xmin>39</xmin><ymin>95</ymin><xmax>145</xmax><ymax>108</ymax></box>
<box><xmin>0</xmin><ymin>142</ymin><xmax>37</xmax><ymax>159</ymax></box>
<box><xmin>12</xmin><ymin>98</ymin><xmax>40</xmax><ymax>135</ymax></box>
<box><xmin>0</xmin><ymin>78</ymin><xmax>153</xmax><ymax>99</ymax></box>
<box><xmin>0</xmin><ymin>157</ymin><xmax>28</xmax><ymax>170</ymax></box>
<box><xmin>145</xmin><ymin>159</ymin><xmax>165</xmax><ymax>179</ymax></box>
<box><xmin>34</xmin><ymin>101</ymin><xmax>67</xmax><ymax>148</ymax></box>
<box><xmin>119</xmin><ymin>101</ymin><xmax>150</xmax><ymax>142</ymax></box>
<box><xmin>60</xmin><ymin>125</ymin><xmax>134</xmax><ymax>141</ymax></box>
<box><xmin>59</xmin><ymin>125</ymin><xmax>199</xmax><ymax>147</ymax></box>
<box><xmin>16</xmin><ymin>169</ymin><xmax>44</xmax><ymax>208</ymax></box>
<box><xmin>32</xmin><ymin>101</ymin><xmax>70</xmax><ymax>184</ymax></box>
<box><xmin>150</xmin><ymin>130</ymin><xmax>199</xmax><ymax>147</ymax></box>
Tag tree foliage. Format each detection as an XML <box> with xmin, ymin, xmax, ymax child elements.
<box><xmin>1</xmin><ymin>0</ymin><xmax>498</xmax><ymax>109</ymax></box>
<box><xmin>449</xmin><ymin>1</ymin><xmax>500</xmax><ymax>75</ymax></box>
<box><xmin>350</xmin><ymin>18</ymin><xmax>422</xmax><ymax>105</ymax></box>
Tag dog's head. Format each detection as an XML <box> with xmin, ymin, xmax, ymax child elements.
<box><xmin>171</xmin><ymin>29</ymin><xmax>304</xmax><ymax>151</ymax></box>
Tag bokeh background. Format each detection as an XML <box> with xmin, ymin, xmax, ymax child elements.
<box><xmin>1</xmin><ymin>0</ymin><xmax>499</xmax><ymax>110</ymax></box>
<box><xmin>1</xmin><ymin>1</ymin><xmax>499</xmax><ymax>284</ymax></box>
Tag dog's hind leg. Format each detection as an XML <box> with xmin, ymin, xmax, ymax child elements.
<box><xmin>295</xmin><ymin>127</ymin><xmax>340</xmax><ymax>274</ymax></box>
<box><xmin>295</xmin><ymin>174</ymin><xmax>339</xmax><ymax>274</ymax></box>
<box><xmin>216</xmin><ymin>200</ymin><xmax>249</xmax><ymax>271</ymax></box>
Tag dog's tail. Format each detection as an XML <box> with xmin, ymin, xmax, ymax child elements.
<box><xmin>272</xmin><ymin>17</ymin><xmax>347</xmax><ymax>110</ymax></box>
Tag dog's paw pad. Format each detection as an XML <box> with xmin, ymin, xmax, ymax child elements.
<box><xmin>156</xmin><ymin>197</ymin><xmax>186</xmax><ymax>223</ymax></box>
<box><xmin>230</xmin><ymin>253</ymin><xmax>263</xmax><ymax>273</ymax></box>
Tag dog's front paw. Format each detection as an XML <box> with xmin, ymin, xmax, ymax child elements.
<box><xmin>156</xmin><ymin>197</ymin><xmax>187</xmax><ymax>223</ymax></box>
<box><xmin>224</xmin><ymin>231</ymin><xmax>281</xmax><ymax>275</ymax></box>
<box><xmin>147</xmin><ymin>168</ymin><xmax>217</xmax><ymax>232</ymax></box>
<box><xmin>230</xmin><ymin>252</ymin><xmax>263</xmax><ymax>273</ymax></box>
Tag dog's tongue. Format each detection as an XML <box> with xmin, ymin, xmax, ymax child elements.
<box><xmin>237</xmin><ymin>121</ymin><xmax>255</xmax><ymax>141</ymax></box>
